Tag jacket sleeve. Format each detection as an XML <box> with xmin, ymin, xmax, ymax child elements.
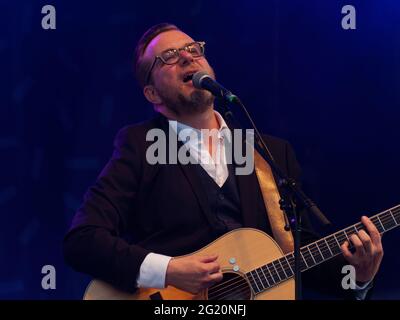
<box><xmin>63</xmin><ymin>126</ymin><xmax>150</xmax><ymax>293</ymax></box>
<box><xmin>284</xmin><ymin>141</ymin><xmax>373</xmax><ymax>300</ymax></box>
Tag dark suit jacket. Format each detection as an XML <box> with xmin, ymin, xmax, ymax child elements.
<box><xmin>63</xmin><ymin>113</ymin><xmax>364</xmax><ymax>299</ymax></box>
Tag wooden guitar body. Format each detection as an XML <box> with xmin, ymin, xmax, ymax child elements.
<box><xmin>84</xmin><ymin>228</ymin><xmax>294</xmax><ymax>300</ymax></box>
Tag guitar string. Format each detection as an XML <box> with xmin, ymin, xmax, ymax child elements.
<box><xmin>207</xmin><ymin>275</ymin><xmax>248</xmax><ymax>297</ymax></box>
<box><xmin>209</xmin><ymin>225</ymin><xmax>398</xmax><ymax>299</ymax></box>
<box><xmin>206</xmin><ymin>208</ymin><xmax>400</xmax><ymax>295</ymax></box>
<box><xmin>207</xmin><ymin>208</ymin><xmax>400</xmax><ymax>293</ymax></box>
<box><xmin>204</xmin><ymin>207</ymin><xmax>400</xmax><ymax>296</ymax></box>
<box><xmin>206</xmin><ymin>213</ymin><xmax>399</xmax><ymax>297</ymax></box>
<box><xmin>209</xmin><ymin>282</ymin><xmax>251</xmax><ymax>300</ymax></box>
<box><xmin>289</xmin><ymin>208</ymin><xmax>399</xmax><ymax>262</ymax></box>
<box><xmin>301</xmin><ymin>209</ymin><xmax>399</xmax><ymax>259</ymax></box>
<box><xmin>208</xmin><ymin>279</ymin><xmax>249</xmax><ymax>299</ymax></box>
<box><xmin>252</xmin><ymin>210</ymin><xmax>400</xmax><ymax>290</ymax></box>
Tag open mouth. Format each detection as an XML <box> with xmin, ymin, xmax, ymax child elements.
<box><xmin>182</xmin><ymin>72</ymin><xmax>196</xmax><ymax>83</ymax></box>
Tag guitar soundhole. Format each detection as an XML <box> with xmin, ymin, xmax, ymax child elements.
<box><xmin>207</xmin><ymin>272</ymin><xmax>252</xmax><ymax>300</ymax></box>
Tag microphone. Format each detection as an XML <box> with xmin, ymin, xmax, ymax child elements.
<box><xmin>192</xmin><ymin>71</ymin><xmax>237</xmax><ymax>103</ymax></box>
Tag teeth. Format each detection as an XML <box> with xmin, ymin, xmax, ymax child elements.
<box><xmin>183</xmin><ymin>73</ymin><xmax>195</xmax><ymax>82</ymax></box>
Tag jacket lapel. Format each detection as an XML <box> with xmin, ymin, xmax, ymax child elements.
<box><xmin>156</xmin><ymin>115</ymin><xmax>219</xmax><ymax>231</ymax></box>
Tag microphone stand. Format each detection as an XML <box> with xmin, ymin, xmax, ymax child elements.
<box><xmin>216</xmin><ymin>94</ymin><xmax>331</xmax><ymax>300</ymax></box>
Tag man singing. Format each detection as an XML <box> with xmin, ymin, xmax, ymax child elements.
<box><xmin>63</xmin><ymin>23</ymin><xmax>383</xmax><ymax>299</ymax></box>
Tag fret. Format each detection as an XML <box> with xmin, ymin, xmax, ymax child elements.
<box><xmin>326</xmin><ymin>236</ymin><xmax>342</xmax><ymax>255</ymax></box>
<box><xmin>381</xmin><ymin>211</ymin><xmax>398</xmax><ymax>230</ymax></box>
<box><xmin>344</xmin><ymin>227</ymin><xmax>356</xmax><ymax>240</ymax></box>
<box><xmin>344</xmin><ymin>228</ymin><xmax>354</xmax><ymax>241</ymax></box>
<box><xmin>260</xmin><ymin>266</ymin><xmax>271</xmax><ymax>288</ymax></box>
<box><xmin>255</xmin><ymin>268</ymin><xmax>266</xmax><ymax>289</ymax></box>
<box><xmin>301</xmin><ymin>247</ymin><xmax>315</xmax><ymax>268</ymax></box>
<box><xmin>392</xmin><ymin>209</ymin><xmax>400</xmax><ymax>224</ymax></box>
<box><xmin>317</xmin><ymin>239</ymin><xmax>332</xmax><ymax>259</ymax></box>
<box><xmin>309</xmin><ymin>243</ymin><xmax>324</xmax><ymax>263</ymax></box>
<box><xmin>246</xmin><ymin>271</ymin><xmax>258</xmax><ymax>293</ymax></box>
<box><xmin>333</xmin><ymin>234</ymin><xmax>341</xmax><ymax>247</ymax></box>
<box><xmin>300</xmin><ymin>251</ymin><xmax>309</xmax><ymax>269</ymax></box>
<box><xmin>271</xmin><ymin>262</ymin><xmax>282</xmax><ymax>281</ymax></box>
<box><xmin>389</xmin><ymin>210</ymin><xmax>398</xmax><ymax>225</ymax></box>
<box><xmin>266</xmin><ymin>264</ymin><xmax>279</xmax><ymax>284</ymax></box>
<box><xmin>261</xmin><ymin>265</ymin><xmax>275</xmax><ymax>286</ymax></box>
<box><xmin>379</xmin><ymin>212</ymin><xmax>394</xmax><ymax>230</ymax></box>
<box><xmin>324</xmin><ymin>238</ymin><xmax>333</xmax><ymax>256</ymax></box>
<box><xmin>314</xmin><ymin>242</ymin><xmax>325</xmax><ymax>260</ymax></box>
<box><xmin>287</xmin><ymin>252</ymin><xmax>307</xmax><ymax>271</ymax></box>
<box><xmin>286</xmin><ymin>255</ymin><xmax>294</xmax><ymax>269</ymax></box>
<box><xmin>381</xmin><ymin>214</ymin><xmax>397</xmax><ymax>230</ymax></box>
<box><xmin>284</xmin><ymin>255</ymin><xmax>294</xmax><ymax>275</ymax></box>
<box><xmin>250</xmin><ymin>270</ymin><xmax>261</xmax><ymax>292</ymax></box>
<box><xmin>343</xmin><ymin>230</ymin><xmax>350</xmax><ymax>242</ymax></box>
<box><xmin>376</xmin><ymin>216</ymin><xmax>385</xmax><ymax>232</ymax></box>
<box><xmin>253</xmin><ymin>270</ymin><xmax>263</xmax><ymax>291</ymax></box>
<box><xmin>306</xmin><ymin>246</ymin><xmax>317</xmax><ymax>264</ymax></box>
<box><xmin>277</xmin><ymin>259</ymin><xmax>288</xmax><ymax>279</ymax></box>
<box><xmin>273</xmin><ymin>260</ymin><xmax>287</xmax><ymax>280</ymax></box>
<box><xmin>346</xmin><ymin>226</ymin><xmax>360</xmax><ymax>248</ymax></box>
<box><xmin>335</xmin><ymin>231</ymin><xmax>347</xmax><ymax>245</ymax></box>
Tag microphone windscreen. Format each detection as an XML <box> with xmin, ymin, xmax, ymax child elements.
<box><xmin>192</xmin><ymin>71</ymin><xmax>209</xmax><ymax>89</ymax></box>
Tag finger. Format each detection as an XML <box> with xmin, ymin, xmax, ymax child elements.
<box><xmin>357</xmin><ymin>230</ymin><xmax>373</xmax><ymax>255</ymax></box>
<box><xmin>361</xmin><ymin>216</ymin><xmax>381</xmax><ymax>245</ymax></box>
<box><xmin>199</xmin><ymin>254</ymin><xmax>218</xmax><ymax>263</ymax></box>
<box><xmin>341</xmin><ymin>241</ymin><xmax>355</xmax><ymax>263</ymax></box>
<box><xmin>206</xmin><ymin>262</ymin><xmax>221</xmax><ymax>274</ymax></box>
<box><xmin>350</xmin><ymin>234</ymin><xmax>366</xmax><ymax>256</ymax></box>
<box><xmin>208</xmin><ymin>272</ymin><xmax>223</xmax><ymax>283</ymax></box>
<box><xmin>200</xmin><ymin>272</ymin><xmax>223</xmax><ymax>290</ymax></box>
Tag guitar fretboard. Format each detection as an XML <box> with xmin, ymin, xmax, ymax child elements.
<box><xmin>245</xmin><ymin>204</ymin><xmax>400</xmax><ymax>295</ymax></box>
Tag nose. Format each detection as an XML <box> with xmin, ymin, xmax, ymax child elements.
<box><xmin>178</xmin><ymin>49</ymin><xmax>194</xmax><ymax>66</ymax></box>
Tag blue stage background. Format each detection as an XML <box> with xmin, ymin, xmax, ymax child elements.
<box><xmin>1</xmin><ymin>0</ymin><xmax>399</xmax><ymax>299</ymax></box>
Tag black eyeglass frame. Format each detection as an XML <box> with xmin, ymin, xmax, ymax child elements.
<box><xmin>144</xmin><ymin>41</ymin><xmax>206</xmax><ymax>86</ymax></box>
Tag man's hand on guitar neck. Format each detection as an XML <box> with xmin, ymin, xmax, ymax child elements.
<box><xmin>341</xmin><ymin>216</ymin><xmax>384</xmax><ymax>284</ymax></box>
<box><xmin>165</xmin><ymin>254</ymin><xmax>223</xmax><ymax>294</ymax></box>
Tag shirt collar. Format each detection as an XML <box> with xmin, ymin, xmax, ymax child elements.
<box><xmin>168</xmin><ymin>110</ymin><xmax>230</xmax><ymax>144</ymax></box>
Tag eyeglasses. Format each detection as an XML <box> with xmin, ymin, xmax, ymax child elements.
<box><xmin>145</xmin><ymin>41</ymin><xmax>206</xmax><ymax>85</ymax></box>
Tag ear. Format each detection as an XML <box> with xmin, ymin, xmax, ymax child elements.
<box><xmin>143</xmin><ymin>85</ymin><xmax>162</xmax><ymax>105</ymax></box>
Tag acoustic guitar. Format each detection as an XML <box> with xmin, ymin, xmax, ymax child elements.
<box><xmin>84</xmin><ymin>204</ymin><xmax>399</xmax><ymax>300</ymax></box>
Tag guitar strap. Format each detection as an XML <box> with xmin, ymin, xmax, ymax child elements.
<box><xmin>254</xmin><ymin>150</ymin><xmax>294</xmax><ymax>253</ymax></box>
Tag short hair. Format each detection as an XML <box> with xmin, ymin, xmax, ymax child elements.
<box><xmin>134</xmin><ymin>23</ymin><xmax>180</xmax><ymax>88</ymax></box>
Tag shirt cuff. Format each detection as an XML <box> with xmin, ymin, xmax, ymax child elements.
<box><xmin>136</xmin><ymin>253</ymin><xmax>172</xmax><ymax>289</ymax></box>
<box><xmin>354</xmin><ymin>279</ymin><xmax>373</xmax><ymax>300</ymax></box>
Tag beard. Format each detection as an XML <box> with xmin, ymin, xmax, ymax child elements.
<box><xmin>157</xmin><ymin>86</ymin><xmax>215</xmax><ymax>116</ymax></box>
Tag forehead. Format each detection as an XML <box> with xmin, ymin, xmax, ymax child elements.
<box><xmin>144</xmin><ymin>30</ymin><xmax>195</xmax><ymax>59</ymax></box>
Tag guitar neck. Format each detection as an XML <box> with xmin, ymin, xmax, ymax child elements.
<box><xmin>245</xmin><ymin>204</ymin><xmax>400</xmax><ymax>295</ymax></box>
